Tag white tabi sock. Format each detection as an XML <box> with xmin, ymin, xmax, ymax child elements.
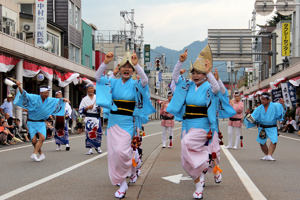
<box><xmin>195</xmin><ymin>181</ymin><xmax>203</xmax><ymax>193</ymax></box>
<box><xmin>119</xmin><ymin>180</ymin><xmax>128</xmax><ymax>193</ymax></box>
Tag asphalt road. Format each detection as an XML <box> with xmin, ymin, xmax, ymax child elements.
<box><xmin>0</xmin><ymin>120</ymin><xmax>300</xmax><ymax>200</ymax></box>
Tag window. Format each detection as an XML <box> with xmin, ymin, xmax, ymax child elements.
<box><xmin>69</xmin><ymin>1</ymin><xmax>75</xmax><ymax>26</ymax></box>
<box><xmin>75</xmin><ymin>6</ymin><xmax>81</xmax><ymax>30</ymax></box>
<box><xmin>47</xmin><ymin>32</ymin><xmax>59</xmax><ymax>55</ymax></box>
<box><xmin>69</xmin><ymin>43</ymin><xmax>80</xmax><ymax>64</ymax></box>
<box><xmin>85</xmin><ymin>55</ymin><xmax>90</xmax><ymax>68</ymax></box>
<box><xmin>21</xmin><ymin>4</ymin><xmax>33</xmax><ymax>15</ymax></box>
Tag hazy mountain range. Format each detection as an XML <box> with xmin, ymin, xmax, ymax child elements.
<box><xmin>149</xmin><ymin>39</ymin><xmax>244</xmax><ymax>82</ymax></box>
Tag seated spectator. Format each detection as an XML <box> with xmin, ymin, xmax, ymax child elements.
<box><xmin>1</xmin><ymin>120</ymin><xmax>15</xmax><ymax>145</ymax></box>
<box><xmin>283</xmin><ymin>116</ymin><xmax>297</xmax><ymax>133</ymax></box>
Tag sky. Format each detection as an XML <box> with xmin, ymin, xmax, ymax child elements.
<box><xmin>82</xmin><ymin>0</ymin><xmax>276</xmax><ymax>51</ymax></box>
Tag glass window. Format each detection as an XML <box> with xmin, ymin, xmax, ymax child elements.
<box><xmin>46</xmin><ymin>32</ymin><xmax>60</xmax><ymax>55</ymax></box>
<box><xmin>75</xmin><ymin>47</ymin><xmax>80</xmax><ymax>63</ymax></box>
<box><xmin>21</xmin><ymin>4</ymin><xmax>33</xmax><ymax>15</ymax></box>
<box><xmin>75</xmin><ymin>7</ymin><xmax>81</xmax><ymax>30</ymax></box>
<box><xmin>69</xmin><ymin>1</ymin><xmax>75</xmax><ymax>26</ymax></box>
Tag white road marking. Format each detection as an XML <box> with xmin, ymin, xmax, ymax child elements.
<box><xmin>0</xmin><ymin>135</ymin><xmax>85</xmax><ymax>153</ymax></box>
<box><xmin>221</xmin><ymin>146</ymin><xmax>267</xmax><ymax>200</ymax></box>
<box><xmin>0</xmin><ymin>127</ymin><xmax>181</xmax><ymax>199</ymax></box>
<box><xmin>162</xmin><ymin>174</ymin><xmax>192</xmax><ymax>184</ymax></box>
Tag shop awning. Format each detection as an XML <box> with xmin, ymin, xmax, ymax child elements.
<box><xmin>23</xmin><ymin>61</ymin><xmax>53</xmax><ymax>80</ymax></box>
<box><xmin>0</xmin><ymin>55</ymin><xmax>20</xmax><ymax>72</ymax></box>
<box><xmin>54</xmin><ymin>70</ymin><xmax>80</xmax><ymax>88</ymax></box>
<box><xmin>289</xmin><ymin>76</ymin><xmax>300</xmax><ymax>87</ymax></box>
<box><xmin>270</xmin><ymin>78</ymin><xmax>287</xmax><ymax>89</ymax></box>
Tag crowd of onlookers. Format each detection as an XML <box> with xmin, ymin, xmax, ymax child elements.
<box><xmin>0</xmin><ymin>94</ymin><xmax>86</xmax><ymax>146</ymax></box>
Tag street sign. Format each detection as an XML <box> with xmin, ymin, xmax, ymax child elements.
<box><xmin>144</xmin><ymin>44</ymin><xmax>150</xmax><ymax>65</ymax></box>
<box><xmin>208</xmin><ymin>29</ymin><xmax>252</xmax><ymax>62</ymax></box>
<box><xmin>159</xmin><ymin>72</ymin><xmax>162</xmax><ymax>81</ymax></box>
<box><xmin>156</xmin><ymin>71</ymin><xmax>160</xmax><ymax>89</ymax></box>
<box><xmin>282</xmin><ymin>22</ymin><xmax>290</xmax><ymax>56</ymax></box>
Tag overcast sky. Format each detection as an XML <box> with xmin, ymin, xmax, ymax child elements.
<box><xmin>82</xmin><ymin>0</ymin><xmax>276</xmax><ymax>51</ymax></box>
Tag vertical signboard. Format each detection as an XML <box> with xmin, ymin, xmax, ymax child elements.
<box><xmin>156</xmin><ymin>71</ymin><xmax>160</xmax><ymax>89</ymax></box>
<box><xmin>282</xmin><ymin>23</ymin><xmax>290</xmax><ymax>56</ymax></box>
<box><xmin>144</xmin><ymin>44</ymin><xmax>150</xmax><ymax>65</ymax></box>
<box><xmin>281</xmin><ymin>82</ymin><xmax>292</xmax><ymax>107</ymax></box>
<box><xmin>35</xmin><ymin>0</ymin><xmax>47</xmax><ymax>47</ymax></box>
<box><xmin>287</xmin><ymin>82</ymin><xmax>297</xmax><ymax>108</ymax></box>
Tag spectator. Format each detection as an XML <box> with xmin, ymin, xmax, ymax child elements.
<box><xmin>77</xmin><ymin>114</ymin><xmax>84</xmax><ymax>134</ymax></box>
<box><xmin>0</xmin><ymin>94</ymin><xmax>13</xmax><ymax>117</ymax></box>
<box><xmin>295</xmin><ymin>103</ymin><xmax>300</xmax><ymax>130</ymax></box>
<box><xmin>283</xmin><ymin>116</ymin><xmax>297</xmax><ymax>133</ymax></box>
<box><xmin>2</xmin><ymin>120</ymin><xmax>15</xmax><ymax>145</ymax></box>
<box><xmin>71</xmin><ymin>107</ymin><xmax>79</xmax><ymax>134</ymax></box>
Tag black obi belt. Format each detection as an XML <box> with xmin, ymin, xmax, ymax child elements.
<box><xmin>185</xmin><ymin>105</ymin><xmax>208</xmax><ymax>119</ymax></box>
<box><xmin>110</xmin><ymin>99</ymin><xmax>135</xmax><ymax>116</ymax></box>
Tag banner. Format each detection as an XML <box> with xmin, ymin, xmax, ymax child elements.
<box><xmin>282</xmin><ymin>22</ymin><xmax>290</xmax><ymax>56</ymax></box>
<box><xmin>35</xmin><ymin>0</ymin><xmax>47</xmax><ymax>47</ymax></box>
<box><xmin>272</xmin><ymin>88</ymin><xmax>283</xmax><ymax>103</ymax></box>
<box><xmin>287</xmin><ymin>82</ymin><xmax>297</xmax><ymax>108</ymax></box>
<box><xmin>281</xmin><ymin>82</ymin><xmax>292</xmax><ymax>107</ymax></box>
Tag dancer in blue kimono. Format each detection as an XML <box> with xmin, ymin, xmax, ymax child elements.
<box><xmin>54</xmin><ymin>91</ymin><xmax>72</xmax><ymax>151</ymax></box>
<box><xmin>14</xmin><ymin>82</ymin><xmax>68</xmax><ymax>162</ymax></box>
<box><xmin>168</xmin><ymin>45</ymin><xmax>219</xmax><ymax>199</ymax></box>
<box><xmin>244</xmin><ymin>93</ymin><xmax>286</xmax><ymax>161</ymax></box>
<box><xmin>95</xmin><ymin>51</ymin><xmax>155</xmax><ymax>199</ymax></box>
<box><xmin>79</xmin><ymin>84</ymin><xmax>102</xmax><ymax>155</ymax></box>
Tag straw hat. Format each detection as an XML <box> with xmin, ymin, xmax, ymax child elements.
<box><xmin>119</xmin><ymin>50</ymin><xmax>135</xmax><ymax>71</ymax></box>
<box><xmin>191</xmin><ymin>44</ymin><xmax>213</xmax><ymax>74</ymax></box>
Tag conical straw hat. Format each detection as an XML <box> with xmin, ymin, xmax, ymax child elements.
<box><xmin>119</xmin><ymin>50</ymin><xmax>135</xmax><ymax>71</ymax></box>
<box><xmin>192</xmin><ymin>44</ymin><xmax>213</xmax><ymax>74</ymax></box>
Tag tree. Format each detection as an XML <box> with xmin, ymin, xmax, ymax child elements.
<box><xmin>266</xmin><ymin>12</ymin><xmax>292</xmax><ymax>27</ymax></box>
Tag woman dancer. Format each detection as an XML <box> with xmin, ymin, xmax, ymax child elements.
<box><xmin>95</xmin><ymin>51</ymin><xmax>155</xmax><ymax>198</ymax></box>
<box><xmin>168</xmin><ymin>45</ymin><xmax>219</xmax><ymax>199</ymax></box>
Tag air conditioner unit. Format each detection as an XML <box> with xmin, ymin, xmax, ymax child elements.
<box><xmin>9</xmin><ymin>26</ymin><xmax>15</xmax><ymax>37</ymax></box>
<box><xmin>19</xmin><ymin>32</ymin><xmax>26</xmax><ymax>41</ymax></box>
<box><xmin>22</xmin><ymin>23</ymin><xmax>34</xmax><ymax>32</ymax></box>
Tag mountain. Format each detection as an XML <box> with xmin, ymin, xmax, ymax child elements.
<box><xmin>149</xmin><ymin>39</ymin><xmax>244</xmax><ymax>82</ymax></box>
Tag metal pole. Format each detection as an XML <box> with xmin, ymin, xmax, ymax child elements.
<box><xmin>271</xmin><ymin>32</ymin><xmax>277</xmax><ymax>75</ymax></box>
<box><xmin>16</xmin><ymin>59</ymin><xmax>23</xmax><ymax>125</ymax></box>
<box><xmin>131</xmin><ymin>9</ymin><xmax>134</xmax><ymax>51</ymax></box>
<box><xmin>140</xmin><ymin>24</ymin><xmax>144</xmax><ymax>65</ymax></box>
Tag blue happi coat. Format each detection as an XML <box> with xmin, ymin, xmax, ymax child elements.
<box><xmin>96</xmin><ymin>76</ymin><xmax>155</xmax><ymax>137</ymax></box>
<box><xmin>244</xmin><ymin>102</ymin><xmax>286</xmax><ymax>144</ymax></box>
<box><xmin>14</xmin><ymin>90</ymin><xmax>65</xmax><ymax>139</ymax></box>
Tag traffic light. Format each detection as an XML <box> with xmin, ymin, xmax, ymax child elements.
<box><xmin>155</xmin><ymin>59</ymin><xmax>161</xmax><ymax>71</ymax></box>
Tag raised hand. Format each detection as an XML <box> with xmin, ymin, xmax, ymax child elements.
<box><xmin>113</xmin><ymin>67</ymin><xmax>120</xmax><ymax>76</ymax></box>
<box><xmin>104</xmin><ymin>52</ymin><xmax>114</xmax><ymax>64</ymax></box>
<box><xmin>179</xmin><ymin>49</ymin><xmax>188</xmax><ymax>62</ymax></box>
<box><xmin>205</xmin><ymin>59</ymin><xmax>212</xmax><ymax>74</ymax></box>
<box><xmin>131</xmin><ymin>51</ymin><xmax>138</xmax><ymax>66</ymax></box>
<box><xmin>180</xmin><ymin>69</ymin><xmax>186</xmax><ymax>75</ymax></box>
<box><xmin>213</xmin><ymin>68</ymin><xmax>219</xmax><ymax>81</ymax></box>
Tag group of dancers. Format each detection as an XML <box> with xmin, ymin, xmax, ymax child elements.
<box><xmin>10</xmin><ymin>43</ymin><xmax>287</xmax><ymax>199</ymax></box>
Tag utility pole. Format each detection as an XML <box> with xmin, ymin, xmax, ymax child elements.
<box><xmin>130</xmin><ymin>9</ymin><xmax>134</xmax><ymax>51</ymax></box>
<box><xmin>140</xmin><ymin>24</ymin><xmax>144</xmax><ymax>65</ymax></box>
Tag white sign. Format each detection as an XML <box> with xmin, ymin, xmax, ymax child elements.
<box><xmin>156</xmin><ymin>71</ymin><xmax>160</xmax><ymax>89</ymax></box>
<box><xmin>35</xmin><ymin>0</ymin><xmax>47</xmax><ymax>47</ymax></box>
<box><xmin>281</xmin><ymin>82</ymin><xmax>292</xmax><ymax>107</ymax></box>
<box><xmin>245</xmin><ymin>68</ymin><xmax>253</xmax><ymax>72</ymax></box>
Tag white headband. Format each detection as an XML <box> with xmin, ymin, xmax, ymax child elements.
<box><xmin>261</xmin><ymin>94</ymin><xmax>270</xmax><ymax>98</ymax></box>
<box><xmin>55</xmin><ymin>90</ymin><xmax>62</xmax><ymax>95</ymax></box>
<box><xmin>40</xmin><ymin>86</ymin><xmax>50</xmax><ymax>93</ymax></box>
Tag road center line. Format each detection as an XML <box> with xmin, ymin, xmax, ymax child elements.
<box><xmin>221</xmin><ymin>146</ymin><xmax>267</xmax><ymax>200</ymax></box>
<box><xmin>0</xmin><ymin>127</ymin><xmax>181</xmax><ymax>199</ymax></box>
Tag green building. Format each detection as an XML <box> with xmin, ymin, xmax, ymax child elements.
<box><xmin>82</xmin><ymin>20</ymin><xmax>97</xmax><ymax>69</ymax></box>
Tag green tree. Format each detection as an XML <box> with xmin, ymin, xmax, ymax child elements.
<box><xmin>267</xmin><ymin>12</ymin><xmax>292</xmax><ymax>26</ymax></box>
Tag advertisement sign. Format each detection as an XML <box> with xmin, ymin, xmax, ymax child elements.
<box><xmin>156</xmin><ymin>71</ymin><xmax>160</xmax><ymax>89</ymax></box>
<box><xmin>282</xmin><ymin>23</ymin><xmax>290</xmax><ymax>56</ymax></box>
<box><xmin>281</xmin><ymin>82</ymin><xmax>292</xmax><ymax>107</ymax></box>
<box><xmin>287</xmin><ymin>82</ymin><xmax>297</xmax><ymax>108</ymax></box>
<box><xmin>271</xmin><ymin>88</ymin><xmax>283</xmax><ymax>103</ymax></box>
<box><xmin>35</xmin><ymin>0</ymin><xmax>47</xmax><ymax>47</ymax></box>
